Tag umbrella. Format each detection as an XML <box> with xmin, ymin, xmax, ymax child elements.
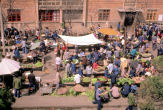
<box><xmin>30</xmin><ymin>42</ymin><xmax>40</xmax><ymax>50</ymax></box>
<box><xmin>0</xmin><ymin>58</ymin><xmax>20</xmax><ymax>75</ymax></box>
<box><xmin>98</xmin><ymin>28</ymin><xmax>118</xmax><ymax>36</ymax></box>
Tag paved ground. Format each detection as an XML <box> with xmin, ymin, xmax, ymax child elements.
<box><xmin>12</xmin><ymin>96</ymin><xmax>128</xmax><ymax>110</ymax></box>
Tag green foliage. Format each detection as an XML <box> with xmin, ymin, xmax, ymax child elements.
<box><xmin>51</xmin><ymin>87</ymin><xmax>78</xmax><ymax>96</ymax></box>
<box><xmin>117</xmin><ymin>78</ymin><xmax>134</xmax><ymax>86</ymax></box>
<box><xmin>0</xmin><ymin>88</ymin><xmax>15</xmax><ymax>110</ymax></box>
<box><xmin>34</xmin><ymin>61</ymin><xmax>43</xmax><ymax>68</ymax></box>
<box><xmin>152</xmin><ymin>55</ymin><xmax>163</xmax><ymax>72</ymax></box>
<box><xmin>61</xmin><ymin>77</ymin><xmax>74</xmax><ymax>84</ymax></box>
<box><xmin>66</xmin><ymin>87</ymin><xmax>78</xmax><ymax>96</ymax></box>
<box><xmin>85</xmin><ymin>90</ymin><xmax>95</xmax><ymax>101</ymax></box>
<box><xmin>138</xmin><ymin>76</ymin><xmax>163</xmax><ymax>102</ymax></box>
<box><xmin>139</xmin><ymin>101</ymin><xmax>155</xmax><ymax>110</ymax></box>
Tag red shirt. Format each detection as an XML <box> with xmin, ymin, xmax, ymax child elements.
<box><xmin>62</xmin><ymin>45</ymin><xmax>67</xmax><ymax>51</ymax></box>
<box><xmin>93</xmin><ymin>62</ymin><xmax>99</xmax><ymax>70</ymax></box>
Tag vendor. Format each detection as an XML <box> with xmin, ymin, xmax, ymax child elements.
<box><xmin>93</xmin><ymin>61</ymin><xmax>104</xmax><ymax>71</ymax></box>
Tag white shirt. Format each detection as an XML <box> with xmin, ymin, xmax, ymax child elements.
<box><xmin>107</xmin><ymin>63</ymin><xmax>114</xmax><ymax>73</ymax></box>
<box><xmin>56</xmin><ymin>57</ymin><xmax>61</xmax><ymax>65</ymax></box>
<box><xmin>74</xmin><ymin>74</ymin><xmax>81</xmax><ymax>84</ymax></box>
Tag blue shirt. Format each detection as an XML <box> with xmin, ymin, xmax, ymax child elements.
<box><xmin>71</xmin><ymin>64</ymin><xmax>76</xmax><ymax>74</ymax></box>
<box><xmin>130</xmin><ymin>49</ymin><xmax>136</xmax><ymax>56</ymax></box>
<box><xmin>113</xmin><ymin>41</ymin><xmax>120</xmax><ymax>48</ymax></box>
<box><xmin>114</xmin><ymin>59</ymin><xmax>120</xmax><ymax>67</ymax></box>
<box><xmin>130</xmin><ymin>69</ymin><xmax>135</xmax><ymax>77</ymax></box>
<box><xmin>94</xmin><ymin>52</ymin><xmax>100</xmax><ymax>61</ymax></box>
<box><xmin>138</xmin><ymin>36</ymin><xmax>143</xmax><ymax>42</ymax></box>
<box><xmin>95</xmin><ymin>81</ymin><xmax>102</xmax><ymax>91</ymax></box>
<box><xmin>96</xmin><ymin>89</ymin><xmax>102</xmax><ymax>101</ymax></box>
<box><xmin>104</xmin><ymin>69</ymin><xmax>109</xmax><ymax>77</ymax></box>
<box><xmin>78</xmin><ymin>68</ymin><xmax>83</xmax><ymax>77</ymax></box>
<box><xmin>16</xmin><ymin>40</ymin><xmax>21</xmax><ymax>44</ymax></box>
<box><xmin>122</xmin><ymin>84</ymin><xmax>130</xmax><ymax>95</ymax></box>
<box><xmin>113</xmin><ymin>66</ymin><xmax>119</xmax><ymax>75</ymax></box>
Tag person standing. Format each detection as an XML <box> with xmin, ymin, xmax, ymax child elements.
<box><xmin>56</xmin><ymin>54</ymin><xmax>61</xmax><ymax>72</ymax></box>
<box><xmin>13</xmin><ymin>74</ymin><xmax>21</xmax><ymax>98</ymax></box>
<box><xmin>28</xmin><ymin>69</ymin><xmax>36</xmax><ymax>95</ymax></box>
<box><xmin>96</xmin><ymin>86</ymin><xmax>102</xmax><ymax>110</ymax></box>
<box><xmin>55</xmin><ymin>72</ymin><xmax>60</xmax><ymax>91</ymax></box>
<box><xmin>126</xmin><ymin>92</ymin><xmax>136</xmax><ymax>110</ymax></box>
<box><xmin>93</xmin><ymin>79</ymin><xmax>102</xmax><ymax>104</ymax></box>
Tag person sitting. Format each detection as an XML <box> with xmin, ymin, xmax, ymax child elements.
<box><xmin>93</xmin><ymin>61</ymin><xmax>104</xmax><ymax>72</ymax></box>
<box><xmin>129</xmin><ymin>67</ymin><xmax>136</xmax><ymax>77</ymax></box>
<box><xmin>121</xmin><ymin>82</ymin><xmax>131</xmax><ymax>97</ymax></box>
<box><xmin>110</xmin><ymin>84</ymin><xmax>120</xmax><ymax>99</ymax></box>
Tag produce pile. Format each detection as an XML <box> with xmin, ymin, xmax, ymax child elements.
<box><xmin>72</xmin><ymin>84</ymin><xmax>86</xmax><ymax>92</ymax></box>
<box><xmin>21</xmin><ymin>64</ymin><xmax>33</xmax><ymax>68</ymax></box>
<box><xmin>73</xmin><ymin>59</ymin><xmax>79</xmax><ymax>64</ymax></box>
<box><xmin>34</xmin><ymin>61</ymin><xmax>43</xmax><ymax>68</ymax></box>
<box><xmin>117</xmin><ymin>78</ymin><xmax>134</xmax><ymax>86</ymax></box>
<box><xmin>82</xmin><ymin>77</ymin><xmax>91</xmax><ymax>83</ymax></box>
<box><xmin>61</xmin><ymin>77</ymin><xmax>74</xmax><ymax>84</ymax></box>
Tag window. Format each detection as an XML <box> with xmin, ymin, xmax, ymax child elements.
<box><xmin>63</xmin><ymin>10</ymin><xmax>83</xmax><ymax>21</ymax></box>
<box><xmin>8</xmin><ymin>9</ymin><xmax>21</xmax><ymax>22</ymax></box>
<box><xmin>98</xmin><ymin>9</ymin><xmax>110</xmax><ymax>21</ymax></box>
<box><xmin>39</xmin><ymin>10</ymin><xmax>60</xmax><ymax>22</ymax></box>
<box><xmin>147</xmin><ymin>9</ymin><xmax>157</xmax><ymax>21</ymax></box>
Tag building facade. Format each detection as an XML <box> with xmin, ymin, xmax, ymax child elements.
<box><xmin>1</xmin><ymin>0</ymin><xmax>163</xmax><ymax>33</ymax></box>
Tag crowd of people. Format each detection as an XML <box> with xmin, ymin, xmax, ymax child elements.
<box><xmin>55</xmin><ymin>23</ymin><xmax>163</xmax><ymax>110</ymax></box>
<box><xmin>0</xmin><ymin>22</ymin><xmax>163</xmax><ymax>110</ymax></box>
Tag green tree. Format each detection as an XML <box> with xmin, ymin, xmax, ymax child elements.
<box><xmin>138</xmin><ymin>76</ymin><xmax>163</xmax><ymax>110</ymax></box>
<box><xmin>0</xmin><ymin>88</ymin><xmax>15</xmax><ymax>110</ymax></box>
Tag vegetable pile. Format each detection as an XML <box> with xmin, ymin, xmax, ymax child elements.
<box><xmin>61</xmin><ymin>77</ymin><xmax>74</xmax><ymax>84</ymax></box>
<box><xmin>82</xmin><ymin>77</ymin><xmax>91</xmax><ymax>83</ymax></box>
<box><xmin>34</xmin><ymin>61</ymin><xmax>43</xmax><ymax>68</ymax></box>
<box><xmin>117</xmin><ymin>78</ymin><xmax>134</xmax><ymax>86</ymax></box>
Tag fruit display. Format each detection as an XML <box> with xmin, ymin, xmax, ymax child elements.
<box><xmin>117</xmin><ymin>78</ymin><xmax>134</xmax><ymax>86</ymax></box>
<box><xmin>34</xmin><ymin>61</ymin><xmax>43</xmax><ymax>68</ymax></box>
<box><xmin>82</xmin><ymin>77</ymin><xmax>91</xmax><ymax>83</ymax></box>
<box><xmin>61</xmin><ymin>77</ymin><xmax>74</xmax><ymax>84</ymax></box>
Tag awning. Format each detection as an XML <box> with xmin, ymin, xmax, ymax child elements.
<box><xmin>59</xmin><ymin>34</ymin><xmax>103</xmax><ymax>46</ymax></box>
<box><xmin>118</xmin><ymin>8</ymin><xmax>142</xmax><ymax>12</ymax></box>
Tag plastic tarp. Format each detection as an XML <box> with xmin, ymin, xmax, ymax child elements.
<box><xmin>59</xmin><ymin>34</ymin><xmax>103</xmax><ymax>45</ymax></box>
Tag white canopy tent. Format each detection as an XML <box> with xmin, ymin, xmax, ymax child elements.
<box><xmin>59</xmin><ymin>34</ymin><xmax>103</xmax><ymax>46</ymax></box>
<box><xmin>0</xmin><ymin>58</ymin><xmax>20</xmax><ymax>76</ymax></box>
